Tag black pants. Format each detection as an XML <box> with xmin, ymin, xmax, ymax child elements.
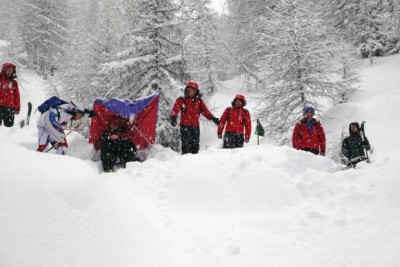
<box><xmin>0</xmin><ymin>106</ymin><xmax>15</xmax><ymax>127</ymax></box>
<box><xmin>301</xmin><ymin>148</ymin><xmax>319</xmax><ymax>155</ymax></box>
<box><xmin>180</xmin><ymin>126</ymin><xmax>200</xmax><ymax>154</ymax></box>
<box><xmin>343</xmin><ymin>156</ymin><xmax>367</xmax><ymax>167</ymax></box>
<box><xmin>223</xmin><ymin>132</ymin><xmax>244</xmax><ymax>149</ymax></box>
<box><xmin>100</xmin><ymin>139</ymin><xmax>136</xmax><ymax>171</ymax></box>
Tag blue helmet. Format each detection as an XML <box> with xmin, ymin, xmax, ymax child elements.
<box><xmin>303</xmin><ymin>106</ymin><xmax>315</xmax><ymax>115</ymax></box>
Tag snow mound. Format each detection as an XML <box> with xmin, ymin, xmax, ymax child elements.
<box><xmin>1</xmin><ymin>55</ymin><xmax>400</xmax><ymax>266</ymax></box>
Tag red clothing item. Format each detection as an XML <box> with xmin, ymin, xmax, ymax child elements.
<box><xmin>292</xmin><ymin>118</ymin><xmax>326</xmax><ymax>152</ymax></box>
<box><xmin>170</xmin><ymin>97</ymin><xmax>214</xmax><ymax>127</ymax></box>
<box><xmin>0</xmin><ymin>64</ymin><xmax>20</xmax><ymax>112</ymax></box>
<box><xmin>218</xmin><ymin>107</ymin><xmax>252</xmax><ymax>140</ymax></box>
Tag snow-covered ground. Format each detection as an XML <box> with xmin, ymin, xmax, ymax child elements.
<box><xmin>1</xmin><ymin>54</ymin><xmax>400</xmax><ymax>267</ymax></box>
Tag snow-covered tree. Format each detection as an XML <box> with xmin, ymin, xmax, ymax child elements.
<box><xmin>0</xmin><ymin>0</ymin><xmax>26</xmax><ymax>63</ymax></box>
<box><xmin>224</xmin><ymin>0</ymin><xmax>263</xmax><ymax>74</ymax></box>
<box><xmin>101</xmin><ymin>0</ymin><xmax>185</xmax><ymax>150</ymax></box>
<box><xmin>322</xmin><ymin>0</ymin><xmax>396</xmax><ymax>60</ymax></box>
<box><xmin>382</xmin><ymin>0</ymin><xmax>400</xmax><ymax>55</ymax></box>
<box><xmin>334</xmin><ymin>35</ymin><xmax>360</xmax><ymax>104</ymax></box>
<box><xmin>0</xmin><ymin>0</ymin><xmax>20</xmax><ymax>41</ymax></box>
<box><xmin>180</xmin><ymin>0</ymin><xmax>220</xmax><ymax>95</ymax></box>
<box><xmin>215</xmin><ymin>0</ymin><xmax>277</xmax><ymax>90</ymax></box>
<box><xmin>349</xmin><ymin>0</ymin><xmax>387</xmax><ymax>62</ymax></box>
<box><xmin>255</xmin><ymin>0</ymin><xmax>347</xmax><ymax>142</ymax></box>
<box><xmin>20</xmin><ymin>0</ymin><xmax>71</xmax><ymax>75</ymax></box>
<box><xmin>60</xmin><ymin>0</ymin><xmax>122</xmax><ymax>106</ymax></box>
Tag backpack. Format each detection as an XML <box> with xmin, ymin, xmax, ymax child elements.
<box><xmin>38</xmin><ymin>96</ymin><xmax>68</xmax><ymax>113</ymax></box>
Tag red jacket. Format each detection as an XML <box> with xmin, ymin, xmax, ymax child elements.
<box><xmin>170</xmin><ymin>97</ymin><xmax>214</xmax><ymax>127</ymax></box>
<box><xmin>218</xmin><ymin>107</ymin><xmax>251</xmax><ymax>140</ymax></box>
<box><xmin>0</xmin><ymin>63</ymin><xmax>20</xmax><ymax>112</ymax></box>
<box><xmin>292</xmin><ymin>118</ymin><xmax>326</xmax><ymax>152</ymax></box>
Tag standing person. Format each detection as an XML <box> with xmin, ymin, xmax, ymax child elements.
<box><xmin>217</xmin><ymin>94</ymin><xmax>251</xmax><ymax>149</ymax></box>
<box><xmin>99</xmin><ymin>117</ymin><xmax>137</xmax><ymax>172</ymax></box>
<box><xmin>0</xmin><ymin>63</ymin><xmax>20</xmax><ymax>127</ymax></box>
<box><xmin>170</xmin><ymin>81</ymin><xmax>219</xmax><ymax>154</ymax></box>
<box><xmin>36</xmin><ymin>100</ymin><xmax>85</xmax><ymax>155</ymax></box>
<box><xmin>342</xmin><ymin>122</ymin><xmax>371</xmax><ymax>167</ymax></box>
<box><xmin>292</xmin><ymin>106</ymin><xmax>326</xmax><ymax>156</ymax></box>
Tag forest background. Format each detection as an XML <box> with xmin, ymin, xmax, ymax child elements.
<box><xmin>1</xmin><ymin>0</ymin><xmax>399</xmax><ymax>150</ymax></box>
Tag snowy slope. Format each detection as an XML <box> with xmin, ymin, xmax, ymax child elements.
<box><xmin>1</xmin><ymin>55</ymin><xmax>400</xmax><ymax>267</ymax></box>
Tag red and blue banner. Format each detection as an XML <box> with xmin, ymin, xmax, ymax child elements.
<box><xmin>89</xmin><ymin>94</ymin><xmax>159</xmax><ymax>150</ymax></box>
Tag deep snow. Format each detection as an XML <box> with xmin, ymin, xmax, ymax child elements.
<box><xmin>1</xmin><ymin>52</ymin><xmax>400</xmax><ymax>266</ymax></box>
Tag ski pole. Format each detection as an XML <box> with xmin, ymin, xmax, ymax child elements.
<box><xmin>130</xmin><ymin>124</ymin><xmax>160</xmax><ymax>153</ymax></box>
<box><xmin>45</xmin><ymin>130</ymin><xmax>74</xmax><ymax>153</ymax></box>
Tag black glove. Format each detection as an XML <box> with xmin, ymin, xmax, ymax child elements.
<box><xmin>361</xmin><ymin>142</ymin><xmax>369</xmax><ymax>150</ymax></box>
<box><xmin>171</xmin><ymin>117</ymin><xmax>177</xmax><ymax>127</ymax></box>
<box><xmin>50</xmin><ymin>141</ymin><xmax>58</xmax><ymax>149</ymax></box>
<box><xmin>84</xmin><ymin>109</ymin><xmax>97</xmax><ymax>118</ymax></box>
<box><xmin>362</xmin><ymin>145</ymin><xmax>370</xmax><ymax>150</ymax></box>
<box><xmin>212</xmin><ymin>117</ymin><xmax>220</xmax><ymax>125</ymax></box>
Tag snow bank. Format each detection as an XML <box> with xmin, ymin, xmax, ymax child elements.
<box><xmin>1</xmin><ymin>55</ymin><xmax>400</xmax><ymax>266</ymax></box>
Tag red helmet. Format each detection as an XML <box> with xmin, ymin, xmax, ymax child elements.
<box><xmin>232</xmin><ymin>94</ymin><xmax>246</xmax><ymax>106</ymax></box>
<box><xmin>186</xmin><ymin>81</ymin><xmax>199</xmax><ymax>91</ymax></box>
<box><xmin>1</xmin><ymin>62</ymin><xmax>17</xmax><ymax>78</ymax></box>
<box><xmin>2</xmin><ymin>62</ymin><xmax>16</xmax><ymax>70</ymax></box>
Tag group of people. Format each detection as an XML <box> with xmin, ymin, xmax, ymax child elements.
<box><xmin>35</xmin><ymin>98</ymin><xmax>136</xmax><ymax>172</ymax></box>
<box><xmin>170</xmin><ymin>81</ymin><xmax>371</xmax><ymax>168</ymax></box>
<box><xmin>0</xmin><ymin>62</ymin><xmax>371</xmax><ymax>171</ymax></box>
<box><xmin>291</xmin><ymin>106</ymin><xmax>371</xmax><ymax>167</ymax></box>
<box><xmin>170</xmin><ymin>81</ymin><xmax>252</xmax><ymax>153</ymax></box>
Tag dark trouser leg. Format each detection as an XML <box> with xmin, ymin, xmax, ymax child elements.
<box><xmin>0</xmin><ymin>107</ymin><xmax>15</xmax><ymax>127</ymax></box>
<box><xmin>223</xmin><ymin>132</ymin><xmax>244</xmax><ymax>149</ymax></box>
<box><xmin>0</xmin><ymin>106</ymin><xmax>4</xmax><ymax>126</ymax></box>
<box><xmin>180</xmin><ymin>126</ymin><xmax>200</xmax><ymax>154</ymax></box>
<box><xmin>301</xmin><ymin>148</ymin><xmax>319</xmax><ymax>155</ymax></box>
<box><xmin>117</xmin><ymin>140</ymin><xmax>137</xmax><ymax>167</ymax></box>
<box><xmin>100</xmin><ymin>140</ymin><xmax>118</xmax><ymax>171</ymax></box>
<box><xmin>189</xmin><ymin>127</ymin><xmax>200</xmax><ymax>154</ymax></box>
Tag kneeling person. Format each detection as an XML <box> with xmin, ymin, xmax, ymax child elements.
<box><xmin>100</xmin><ymin>118</ymin><xmax>136</xmax><ymax>172</ymax></box>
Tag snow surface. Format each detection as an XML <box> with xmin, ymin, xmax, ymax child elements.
<box><xmin>1</xmin><ymin>55</ymin><xmax>400</xmax><ymax>267</ymax></box>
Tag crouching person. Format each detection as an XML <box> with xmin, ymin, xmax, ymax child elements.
<box><xmin>37</xmin><ymin>100</ymin><xmax>85</xmax><ymax>155</ymax></box>
<box><xmin>99</xmin><ymin>118</ymin><xmax>136</xmax><ymax>172</ymax></box>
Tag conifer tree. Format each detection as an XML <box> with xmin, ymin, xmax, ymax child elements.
<box><xmin>255</xmin><ymin>0</ymin><xmax>346</xmax><ymax>142</ymax></box>
<box><xmin>20</xmin><ymin>0</ymin><xmax>71</xmax><ymax>75</ymax></box>
<box><xmin>0</xmin><ymin>0</ymin><xmax>27</xmax><ymax>63</ymax></box>
<box><xmin>61</xmin><ymin>0</ymin><xmax>122</xmax><ymax>106</ymax></box>
<box><xmin>101</xmin><ymin>0</ymin><xmax>185</xmax><ymax>150</ymax></box>
<box><xmin>180</xmin><ymin>0</ymin><xmax>220</xmax><ymax>95</ymax></box>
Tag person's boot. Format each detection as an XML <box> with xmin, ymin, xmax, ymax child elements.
<box><xmin>37</xmin><ymin>144</ymin><xmax>47</xmax><ymax>152</ymax></box>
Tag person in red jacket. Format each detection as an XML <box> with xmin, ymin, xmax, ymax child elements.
<box><xmin>170</xmin><ymin>81</ymin><xmax>219</xmax><ymax>154</ymax></box>
<box><xmin>292</xmin><ymin>106</ymin><xmax>326</xmax><ymax>156</ymax></box>
<box><xmin>0</xmin><ymin>63</ymin><xmax>20</xmax><ymax>127</ymax></box>
<box><xmin>99</xmin><ymin>117</ymin><xmax>137</xmax><ymax>172</ymax></box>
<box><xmin>218</xmin><ymin>94</ymin><xmax>252</xmax><ymax>148</ymax></box>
